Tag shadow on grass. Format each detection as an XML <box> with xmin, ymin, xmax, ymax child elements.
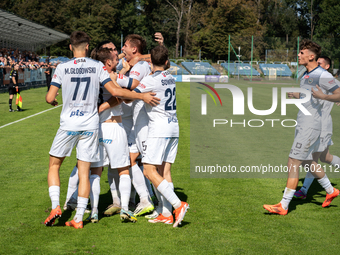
<box><xmin>289</xmin><ymin>179</ymin><xmax>338</xmax><ymax>213</ymax></box>
<box><xmin>264</xmin><ymin>179</ymin><xmax>338</xmax><ymax>215</ymax></box>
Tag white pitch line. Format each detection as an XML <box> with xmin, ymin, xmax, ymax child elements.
<box><xmin>0</xmin><ymin>104</ymin><xmax>63</xmax><ymax>129</ymax></box>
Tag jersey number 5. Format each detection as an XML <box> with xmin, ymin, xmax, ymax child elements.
<box><xmin>71</xmin><ymin>77</ymin><xmax>91</xmax><ymax>101</ymax></box>
<box><xmin>164</xmin><ymin>87</ymin><xmax>176</xmax><ymax>111</ymax></box>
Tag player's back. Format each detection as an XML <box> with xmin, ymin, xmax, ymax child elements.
<box><xmin>51</xmin><ymin>57</ymin><xmax>111</xmax><ymax>131</ymax></box>
<box><xmin>137</xmin><ymin>70</ymin><xmax>178</xmax><ymax>137</ymax></box>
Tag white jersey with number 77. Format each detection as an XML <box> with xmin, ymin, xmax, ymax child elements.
<box><xmin>51</xmin><ymin>57</ymin><xmax>111</xmax><ymax>131</ymax></box>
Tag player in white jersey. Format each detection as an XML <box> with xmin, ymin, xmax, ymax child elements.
<box><xmin>63</xmin><ymin>38</ymin><xmax>157</xmax><ymax>217</ymax></box>
<box><xmin>264</xmin><ymin>40</ymin><xmax>340</xmax><ymax>215</ymax></box>
<box><xmin>118</xmin><ymin>34</ymin><xmax>162</xmax><ymax>217</ymax></box>
<box><xmin>44</xmin><ymin>31</ymin><xmax>159</xmax><ymax>229</ymax></box>
<box><xmin>293</xmin><ymin>56</ymin><xmax>340</xmax><ymax>200</ymax></box>
<box><xmin>134</xmin><ymin>45</ymin><xmax>189</xmax><ymax>227</ymax></box>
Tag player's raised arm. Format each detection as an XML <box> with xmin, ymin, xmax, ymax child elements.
<box><xmin>154</xmin><ymin>32</ymin><xmax>164</xmax><ymax>45</ymax></box>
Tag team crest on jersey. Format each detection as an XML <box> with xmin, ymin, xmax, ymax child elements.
<box><xmin>308</xmin><ymin>78</ymin><xmax>313</xmax><ymax>84</ymax></box>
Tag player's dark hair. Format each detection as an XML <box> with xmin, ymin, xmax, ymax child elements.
<box><xmin>97</xmin><ymin>40</ymin><xmax>113</xmax><ymax>50</ymax></box>
<box><xmin>94</xmin><ymin>48</ymin><xmax>113</xmax><ymax>64</ymax></box>
<box><xmin>70</xmin><ymin>31</ymin><xmax>91</xmax><ymax>48</ymax></box>
<box><xmin>125</xmin><ymin>34</ymin><xmax>146</xmax><ymax>54</ymax></box>
<box><xmin>300</xmin><ymin>39</ymin><xmax>321</xmax><ymax>61</ymax></box>
<box><xmin>151</xmin><ymin>45</ymin><xmax>168</xmax><ymax>67</ymax></box>
<box><xmin>319</xmin><ymin>56</ymin><xmax>331</xmax><ymax>67</ymax></box>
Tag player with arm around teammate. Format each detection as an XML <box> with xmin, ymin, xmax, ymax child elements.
<box><xmin>263</xmin><ymin>40</ymin><xmax>340</xmax><ymax>215</ymax></box>
<box><xmin>86</xmin><ymin>46</ymin><xmax>159</xmax><ymax>223</ymax></box>
<box><xmin>293</xmin><ymin>56</ymin><xmax>340</xmax><ymax>200</ymax></box>
<box><xmin>134</xmin><ymin>45</ymin><xmax>189</xmax><ymax>227</ymax></box>
<box><xmin>44</xmin><ymin>31</ymin><xmax>158</xmax><ymax>229</ymax></box>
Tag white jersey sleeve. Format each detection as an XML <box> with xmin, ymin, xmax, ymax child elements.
<box><xmin>319</xmin><ymin>71</ymin><xmax>340</xmax><ymax>93</ymax></box>
<box><xmin>117</xmin><ymin>74</ymin><xmax>133</xmax><ymax>89</ymax></box>
<box><xmin>128</xmin><ymin>61</ymin><xmax>151</xmax><ymax>82</ymax></box>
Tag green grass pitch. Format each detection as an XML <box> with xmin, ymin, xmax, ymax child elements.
<box><xmin>0</xmin><ymin>81</ymin><xmax>339</xmax><ymax>254</ymax></box>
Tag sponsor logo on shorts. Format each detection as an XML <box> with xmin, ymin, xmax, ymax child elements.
<box><xmin>67</xmin><ymin>131</ymin><xmax>93</xmax><ymax>136</ymax></box>
<box><xmin>296</xmin><ymin>143</ymin><xmax>302</xmax><ymax>149</ymax></box>
<box><xmin>99</xmin><ymin>138</ymin><xmax>112</xmax><ymax>144</ymax></box>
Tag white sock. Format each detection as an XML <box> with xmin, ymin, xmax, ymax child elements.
<box><xmin>162</xmin><ymin>182</ymin><xmax>174</xmax><ymax>217</ymax></box>
<box><xmin>74</xmin><ymin>196</ymin><xmax>88</xmax><ymax>223</ymax></box>
<box><xmin>49</xmin><ymin>186</ymin><xmax>60</xmax><ymax>209</ymax></box>
<box><xmin>108</xmin><ymin>168</ymin><xmax>120</xmax><ymax>205</ymax></box>
<box><xmin>300</xmin><ymin>171</ymin><xmax>314</xmax><ymax>195</ymax></box>
<box><xmin>331</xmin><ymin>155</ymin><xmax>340</xmax><ymax>168</ymax></box>
<box><xmin>119</xmin><ymin>174</ymin><xmax>131</xmax><ymax>211</ymax></box>
<box><xmin>280</xmin><ymin>187</ymin><xmax>295</xmax><ymax>210</ymax></box>
<box><xmin>131</xmin><ymin>164</ymin><xmax>149</xmax><ymax>202</ymax></box>
<box><xmin>152</xmin><ymin>183</ymin><xmax>162</xmax><ymax>210</ymax></box>
<box><xmin>90</xmin><ymin>174</ymin><xmax>100</xmax><ymax>215</ymax></box>
<box><xmin>66</xmin><ymin>166</ymin><xmax>78</xmax><ymax>202</ymax></box>
<box><xmin>157</xmin><ymin>179</ymin><xmax>181</xmax><ymax>209</ymax></box>
<box><xmin>317</xmin><ymin>174</ymin><xmax>334</xmax><ymax>194</ymax></box>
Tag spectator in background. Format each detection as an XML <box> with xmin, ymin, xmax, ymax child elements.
<box><xmin>44</xmin><ymin>63</ymin><xmax>52</xmax><ymax>91</ymax></box>
<box><xmin>0</xmin><ymin>57</ymin><xmax>4</xmax><ymax>87</ymax></box>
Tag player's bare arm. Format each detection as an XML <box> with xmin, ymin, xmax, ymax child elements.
<box><xmin>98</xmin><ymin>96</ymin><xmax>122</xmax><ymax>114</ymax></box>
<box><xmin>104</xmin><ymin>81</ymin><xmax>160</xmax><ymax>105</ymax></box>
<box><xmin>46</xmin><ymin>85</ymin><xmax>59</xmax><ymax>106</ymax></box>
<box><xmin>312</xmin><ymin>85</ymin><xmax>340</xmax><ymax>102</ymax></box>
<box><xmin>154</xmin><ymin>32</ymin><xmax>164</xmax><ymax>45</ymax></box>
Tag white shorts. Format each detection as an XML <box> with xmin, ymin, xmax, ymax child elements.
<box><xmin>134</xmin><ymin>116</ymin><xmax>149</xmax><ymax>155</ymax></box>
<box><xmin>317</xmin><ymin>133</ymin><xmax>333</xmax><ymax>152</ymax></box>
<box><xmin>122</xmin><ymin>116</ymin><xmax>138</xmax><ymax>154</ymax></box>
<box><xmin>49</xmin><ymin>128</ymin><xmax>99</xmax><ymax>162</ymax></box>
<box><xmin>91</xmin><ymin>122</ymin><xmax>130</xmax><ymax>169</ymax></box>
<box><xmin>289</xmin><ymin>126</ymin><xmax>320</xmax><ymax>161</ymax></box>
<box><xmin>142</xmin><ymin>137</ymin><xmax>178</xmax><ymax>165</ymax></box>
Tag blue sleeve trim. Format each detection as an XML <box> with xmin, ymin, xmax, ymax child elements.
<box><xmin>329</xmin><ymin>85</ymin><xmax>339</xmax><ymax>93</ymax></box>
<box><xmin>127</xmin><ymin>78</ymin><xmax>133</xmax><ymax>90</ymax></box>
<box><xmin>134</xmin><ymin>88</ymin><xmax>141</xmax><ymax>93</ymax></box>
<box><xmin>50</xmin><ymin>82</ymin><xmax>61</xmax><ymax>88</ymax></box>
<box><xmin>102</xmin><ymin>78</ymin><xmax>112</xmax><ymax>86</ymax></box>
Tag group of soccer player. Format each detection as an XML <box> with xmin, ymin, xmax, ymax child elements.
<box><xmin>43</xmin><ymin>31</ymin><xmax>189</xmax><ymax>228</ymax></box>
<box><xmin>264</xmin><ymin>40</ymin><xmax>340</xmax><ymax>215</ymax></box>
